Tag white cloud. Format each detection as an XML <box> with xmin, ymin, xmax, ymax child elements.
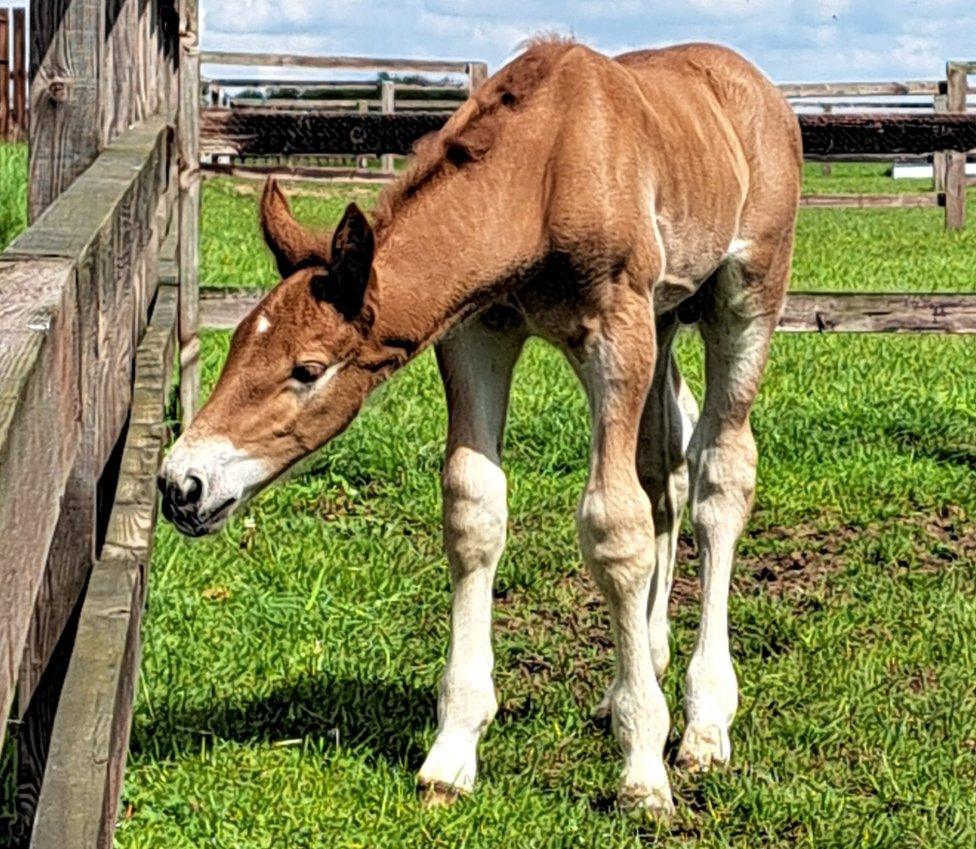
<box><xmin>196</xmin><ymin>0</ymin><xmax>975</xmax><ymax>82</ymax></box>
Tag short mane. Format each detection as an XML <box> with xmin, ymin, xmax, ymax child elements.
<box><xmin>372</xmin><ymin>37</ymin><xmax>577</xmax><ymax>239</ymax></box>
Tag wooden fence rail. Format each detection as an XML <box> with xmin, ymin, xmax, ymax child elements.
<box><xmin>1</xmin><ymin>118</ymin><xmax>171</xmax><ymax>751</ymax></box>
<box><xmin>29</xmin><ymin>284</ymin><xmax>177</xmax><ymax>849</ymax></box>
<box><xmin>198</xmin><ymin>289</ymin><xmax>976</xmax><ymax>336</ymax></box>
<box><xmin>0</xmin><ymin>1</ymin><xmax>190</xmax><ymax>844</ymax></box>
<box><xmin>201</xmin><ymin>49</ymin><xmax>481</xmax><ymax>76</ymax></box>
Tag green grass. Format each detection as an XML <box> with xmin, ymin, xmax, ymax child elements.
<box><xmin>800</xmin><ymin>162</ymin><xmax>933</xmax><ymax>195</ymax></box>
<box><xmin>0</xmin><ymin>143</ymin><xmax>27</xmax><ymax>251</ymax></box>
<box><xmin>200</xmin><ymin>178</ymin><xmax>383</xmax><ymax>287</ymax></box>
<box><xmin>2</xmin><ymin>147</ymin><xmax>976</xmax><ymax>845</ymax></box>
<box><xmin>118</xmin><ymin>163</ymin><xmax>976</xmax><ymax>846</ymax></box>
<box><xmin>199</xmin><ymin>165</ymin><xmax>976</xmax><ymax>294</ymax></box>
<box><xmin>120</xmin><ymin>329</ymin><xmax>976</xmax><ymax>848</ymax></box>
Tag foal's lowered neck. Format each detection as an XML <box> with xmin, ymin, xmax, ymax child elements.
<box><xmin>365</xmin><ymin>162</ymin><xmax>547</xmax><ymax>361</ymax></box>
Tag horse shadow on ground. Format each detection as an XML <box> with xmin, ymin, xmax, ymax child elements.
<box><xmin>129</xmin><ymin>673</ymin><xmax>438</xmax><ymax>771</ymax></box>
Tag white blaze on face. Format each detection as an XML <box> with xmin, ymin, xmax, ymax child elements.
<box><xmin>255</xmin><ymin>314</ymin><xmax>272</xmax><ymax>334</ymax></box>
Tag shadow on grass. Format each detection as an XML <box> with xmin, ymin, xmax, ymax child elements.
<box><xmin>130</xmin><ymin>673</ymin><xmax>437</xmax><ymax>770</ymax></box>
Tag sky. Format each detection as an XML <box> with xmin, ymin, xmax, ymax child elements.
<box><xmin>198</xmin><ymin>0</ymin><xmax>976</xmax><ymax>83</ymax></box>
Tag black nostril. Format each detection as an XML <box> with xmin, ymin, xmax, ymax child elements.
<box><xmin>185</xmin><ymin>475</ymin><xmax>203</xmax><ymax>504</ymax></box>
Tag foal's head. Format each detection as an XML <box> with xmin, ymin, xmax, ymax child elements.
<box><xmin>158</xmin><ymin>180</ymin><xmax>384</xmax><ymax>536</ymax></box>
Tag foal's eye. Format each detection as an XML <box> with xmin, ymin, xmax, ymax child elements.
<box><xmin>291</xmin><ymin>362</ymin><xmax>326</xmax><ymax>384</ymax></box>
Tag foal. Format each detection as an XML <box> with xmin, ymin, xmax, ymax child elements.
<box><xmin>159</xmin><ymin>39</ymin><xmax>801</xmax><ymax>815</ymax></box>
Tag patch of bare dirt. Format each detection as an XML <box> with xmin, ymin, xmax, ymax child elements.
<box><xmin>491</xmin><ymin>508</ymin><xmax>976</xmax><ymax>710</ymax></box>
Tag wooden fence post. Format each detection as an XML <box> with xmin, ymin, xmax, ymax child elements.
<box><xmin>381</xmin><ymin>79</ymin><xmax>394</xmax><ymax>175</ymax></box>
<box><xmin>945</xmin><ymin>61</ymin><xmax>968</xmax><ymax>232</ymax></box>
<box><xmin>12</xmin><ymin>7</ymin><xmax>25</xmax><ymax>140</ymax></box>
<box><xmin>178</xmin><ymin>0</ymin><xmax>201</xmax><ymax>426</ymax></box>
<box><xmin>821</xmin><ymin>103</ymin><xmax>832</xmax><ymax>177</ymax></box>
<box><xmin>357</xmin><ymin>98</ymin><xmax>369</xmax><ymax>170</ymax></box>
<box><xmin>0</xmin><ymin>9</ymin><xmax>8</xmax><ymax>141</ymax></box>
<box><xmin>933</xmin><ymin>90</ymin><xmax>947</xmax><ymax>193</ymax></box>
<box><xmin>28</xmin><ymin>0</ymin><xmax>105</xmax><ymax>222</ymax></box>
<box><xmin>467</xmin><ymin>61</ymin><xmax>488</xmax><ymax>94</ymax></box>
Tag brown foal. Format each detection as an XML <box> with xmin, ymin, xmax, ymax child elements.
<box><xmin>159</xmin><ymin>38</ymin><xmax>801</xmax><ymax>815</ymax></box>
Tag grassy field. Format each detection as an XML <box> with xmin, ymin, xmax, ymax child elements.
<box><xmin>2</xmin><ymin>149</ymin><xmax>976</xmax><ymax>845</ymax></box>
<box><xmin>120</xmin><ymin>164</ymin><xmax>976</xmax><ymax>847</ymax></box>
<box><xmin>199</xmin><ymin>163</ymin><xmax>976</xmax><ymax>294</ymax></box>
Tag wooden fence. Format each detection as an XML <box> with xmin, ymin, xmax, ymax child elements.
<box><xmin>193</xmin><ymin>51</ymin><xmax>976</xmax><ymax>337</ymax></box>
<box><xmin>198</xmin><ymin>55</ymin><xmax>975</xmax><ymax>230</ymax></box>
<box><xmin>199</xmin><ymin>50</ymin><xmax>485</xmax><ymax>177</ymax></box>
<box><xmin>0</xmin><ymin>6</ymin><xmax>27</xmax><ymax>141</ymax></box>
<box><xmin>0</xmin><ymin>1</ymin><xmax>200</xmax><ymax>845</ymax></box>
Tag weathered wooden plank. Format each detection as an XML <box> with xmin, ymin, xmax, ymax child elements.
<box><xmin>791</xmin><ymin>100</ymin><xmax>939</xmax><ymax>111</ymax></box>
<box><xmin>201</xmin><ymin>109</ymin><xmax>448</xmax><ymax>156</ymax></box>
<box><xmin>779</xmin><ymin>80</ymin><xmax>941</xmax><ymax>97</ymax></box>
<box><xmin>947</xmin><ymin>61</ymin><xmax>976</xmax><ymax>75</ymax></box>
<box><xmin>28</xmin><ymin>0</ymin><xmax>104</xmax><ymax>221</ymax></box>
<box><xmin>201</xmin><ymin>162</ymin><xmax>396</xmax><ymax>184</ymax></box>
<box><xmin>380</xmin><ymin>81</ymin><xmax>395</xmax><ymax>175</ymax></box>
<box><xmin>6</xmin><ymin>121</ymin><xmax>169</xmax><ymax>736</ymax></box>
<box><xmin>178</xmin><ymin>0</ymin><xmax>201</xmax><ymax>425</ymax></box>
<box><xmin>0</xmin><ymin>10</ymin><xmax>8</xmax><ymax>140</ymax></box>
<box><xmin>799</xmin><ymin>193</ymin><xmax>939</xmax><ymax>208</ymax></box>
<box><xmin>799</xmin><ymin>113</ymin><xmax>976</xmax><ymax>156</ymax></box>
<box><xmin>28</xmin><ymin>286</ymin><xmax>177</xmax><ymax>849</ymax></box>
<box><xmin>201</xmin><ymin>50</ymin><xmax>472</xmax><ymax>74</ymax></box>
<box><xmin>201</xmin><ymin>110</ymin><xmax>976</xmax><ymax>159</ymax></box>
<box><xmin>945</xmin><ymin>63</ymin><xmax>969</xmax><ymax>232</ymax></box>
<box><xmin>467</xmin><ymin>61</ymin><xmax>488</xmax><ymax>94</ymax></box>
<box><xmin>0</xmin><ymin>258</ymin><xmax>80</xmax><ymax>751</ymax></box>
<box><xmin>199</xmin><ymin>290</ymin><xmax>976</xmax><ymax>335</ymax></box>
<box><xmin>10</xmin><ymin>122</ymin><xmax>169</xmax><ymax>480</ymax></box>
<box><xmin>780</xmin><ymin>293</ymin><xmax>976</xmax><ymax>333</ymax></box>
<box><xmin>231</xmin><ymin>97</ymin><xmax>463</xmax><ymax>112</ymax></box>
<box><xmin>16</xmin><ymin>249</ymin><xmax>98</xmax><ymax>716</ymax></box>
<box><xmin>101</xmin><ymin>0</ymin><xmax>137</xmax><ymax>146</ymax></box>
<box><xmin>12</xmin><ymin>7</ymin><xmax>26</xmax><ymax>139</ymax></box>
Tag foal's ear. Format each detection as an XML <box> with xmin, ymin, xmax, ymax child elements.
<box><xmin>310</xmin><ymin>203</ymin><xmax>375</xmax><ymax>321</ymax></box>
<box><xmin>260</xmin><ymin>177</ymin><xmax>331</xmax><ymax>277</ymax></box>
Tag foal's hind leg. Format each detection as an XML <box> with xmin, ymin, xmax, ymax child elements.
<box><xmin>676</xmin><ymin>249</ymin><xmax>789</xmax><ymax>773</ymax></box>
<box><xmin>641</xmin><ymin>332</ymin><xmax>697</xmax><ymax>679</ymax></box>
<box><xmin>575</xmin><ymin>295</ymin><xmax>673</xmax><ymax>815</ymax></box>
<box><xmin>417</xmin><ymin>311</ymin><xmax>526</xmax><ymax>804</ymax></box>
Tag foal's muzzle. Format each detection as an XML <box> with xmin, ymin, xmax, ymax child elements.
<box><xmin>157</xmin><ymin>435</ymin><xmax>272</xmax><ymax>537</ymax></box>
<box><xmin>158</xmin><ymin>471</ymin><xmax>235</xmax><ymax>537</ymax></box>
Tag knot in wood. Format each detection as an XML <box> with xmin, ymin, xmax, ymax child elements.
<box><xmin>47</xmin><ymin>77</ymin><xmax>70</xmax><ymax>103</ymax></box>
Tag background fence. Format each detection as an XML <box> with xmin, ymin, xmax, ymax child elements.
<box><xmin>197</xmin><ymin>54</ymin><xmax>975</xmax><ymax>230</ymax></box>
<box><xmin>0</xmin><ymin>6</ymin><xmax>27</xmax><ymax>141</ymax></box>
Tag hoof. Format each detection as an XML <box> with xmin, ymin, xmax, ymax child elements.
<box><xmin>418</xmin><ymin>780</ymin><xmax>464</xmax><ymax>809</ymax></box>
<box><xmin>618</xmin><ymin>784</ymin><xmax>675</xmax><ymax>819</ymax></box>
<box><xmin>675</xmin><ymin>724</ymin><xmax>730</xmax><ymax>773</ymax></box>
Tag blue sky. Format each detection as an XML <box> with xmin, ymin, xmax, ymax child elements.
<box><xmin>200</xmin><ymin>0</ymin><xmax>976</xmax><ymax>82</ymax></box>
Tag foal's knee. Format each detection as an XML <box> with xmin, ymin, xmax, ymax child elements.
<box><xmin>577</xmin><ymin>486</ymin><xmax>656</xmax><ymax>596</ymax></box>
<box><xmin>688</xmin><ymin>427</ymin><xmax>757</xmax><ymax>529</ymax></box>
<box><xmin>443</xmin><ymin>446</ymin><xmax>507</xmax><ymax>576</ymax></box>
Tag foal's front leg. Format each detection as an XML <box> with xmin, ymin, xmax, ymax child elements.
<box><xmin>575</xmin><ymin>300</ymin><xmax>674</xmax><ymax>816</ymax></box>
<box><xmin>417</xmin><ymin>314</ymin><xmax>526</xmax><ymax>805</ymax></box>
